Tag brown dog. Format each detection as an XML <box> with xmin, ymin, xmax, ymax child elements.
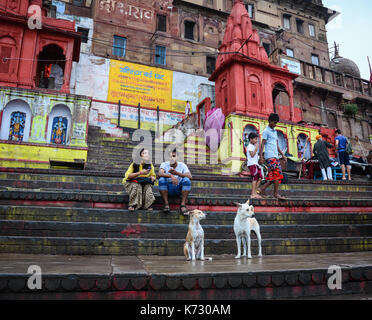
<box><xmin>183</xmin><ymin>209</ymin><xmax>206</xmax><ymax>260</ymax></box>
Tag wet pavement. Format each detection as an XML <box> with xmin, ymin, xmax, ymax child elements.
<box><xmin>0</xmin><ymin>252</ymin><xmax>372</xmax><ymax>276</ymax></box>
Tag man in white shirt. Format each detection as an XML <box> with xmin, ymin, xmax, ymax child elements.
<box><xmin>158</xmin><ymin>149</ymin><xmax>192</xmax><ymax>214</ymax></box>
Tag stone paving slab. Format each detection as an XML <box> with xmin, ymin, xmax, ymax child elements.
<box><xmin>0</xmin><ymin>252</ymin><xmax>371</xmax><ymax>276</ymax></box>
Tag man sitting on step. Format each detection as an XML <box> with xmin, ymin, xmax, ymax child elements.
<box><xmin>158</xmin><ymin>149</ymin><xmax>192</xmax><ymax>215</ymax></box>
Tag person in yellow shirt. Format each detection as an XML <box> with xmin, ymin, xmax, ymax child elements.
<box><xmin>122</xmin><ymin>148</ymin><xmax>156</xmax><ymax>211</ymax></box>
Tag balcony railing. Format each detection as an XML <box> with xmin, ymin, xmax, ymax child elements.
<box><xmin>298</xmin><ymin>59</ymin><xmax>372</xmax><ymax>97</ymax></box>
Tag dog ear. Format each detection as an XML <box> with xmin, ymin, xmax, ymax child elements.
<box><xmin>246</xmin><ymin>199</ymin><xmax>250</xmax><ymax>205</ymax></box>
<box><xmin>233</xmin><ymin>202</ymin><xmax>242</xmax><ymax>207</ymax></box>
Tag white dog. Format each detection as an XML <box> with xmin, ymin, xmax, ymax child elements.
<box><xmin>184</xmin><ymin>209</ymin><xmax>206</xmax><ymax>261</ymax></box>
<box><xmin>234</xmin><ymin>200</ymin><xmax>262</xmax><ymax>259</ymax></box>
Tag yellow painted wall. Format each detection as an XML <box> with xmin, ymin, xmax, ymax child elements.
<box><xmin>0</xmin><ymin>143</ymin><xmax>88</xmax><ymax>169</ymax></box>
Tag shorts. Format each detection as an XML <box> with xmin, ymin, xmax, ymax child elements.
<box><xmin>338</xmin><ymin>151</ymin><xmax>350</xmax><ymax>166</ymax></box>
<box><xmin>265</xmin><ymin>158</ymin><xmax>284</xmax><ymax>183</ymax></box>
<box><xmin>248</xmin><ymin>164</ymin><xmax>263</xmax><ymax>181</ymax></box>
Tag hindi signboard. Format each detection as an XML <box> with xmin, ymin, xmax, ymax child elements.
<box><xmin>107</xmin><ymin>60</ymin><xmax>173</xmax><ymax>111</ymax></box>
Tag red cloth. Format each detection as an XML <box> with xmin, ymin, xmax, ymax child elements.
<box><xmin>265</xmin><ymin>158</ymin><xmax>283</xmax><ymax>183</ymax></box>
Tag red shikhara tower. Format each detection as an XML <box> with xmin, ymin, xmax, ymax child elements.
<box><xmin>209</xmin><ymin>0</ymin><xmax>298</xmax><ymax>122</ymax></box>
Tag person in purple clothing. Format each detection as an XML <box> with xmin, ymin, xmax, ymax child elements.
<box><xmin>335</xmin><ymin>129</ymin><xmax>351</xmax><ymax>180</ymax></box>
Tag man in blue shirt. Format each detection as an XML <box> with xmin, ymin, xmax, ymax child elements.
<box><xmin>335</xmin><ymin>129</ymin><xmax>351</xmax><ymax>180</ymax></box>
<box><xmin>158</xmin><ymin>149</ymin><xmax>192</xmax><ymax>214</ymax></box>
<box><xmin>257</xmin><ymin>113</ymin><xmax>287</xmax><ymax>200</ymax></box>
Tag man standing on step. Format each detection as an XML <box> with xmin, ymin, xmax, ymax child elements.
<box><xmin>257</xmin><ymin>113</ymin><xmax>287</xmax><ymax>200</ymax></box>
<box><xmin>158</xmin><ymin>149</ymin><xmax>192</xmax><ymax>214</ymax></box>
<box><xmin>335</xmin><ymin>129</ymin><xmax>351</xmax><ymax>181</ymax></box>
<box><xmin>313</xmin><ymin>135</ymin><xmax>333</xmax><ymax>181</ymax></box>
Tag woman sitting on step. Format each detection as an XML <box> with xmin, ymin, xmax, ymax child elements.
<box><xmin>122</xmin><ymin>148</ymin><xmax>156</xmax><ymax>211</ymax></box>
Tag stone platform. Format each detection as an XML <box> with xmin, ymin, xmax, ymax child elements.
<box><xmin>0</xmin><ymin>252</ymin><xmax>372</xmax><ymax>300</ymax></box>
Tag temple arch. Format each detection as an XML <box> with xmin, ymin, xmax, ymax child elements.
<box><xmin>46</xmin><ymin>104</ymin><xmax>72</xmax><ymax>145</ymax></box>
<box><xmin>0</xmin><ymin>99</ymin><xmax>32</xmax><ymax>142</ymax></box>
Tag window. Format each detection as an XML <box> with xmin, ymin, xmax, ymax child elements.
<box><xmin>296</xmin><ymin>19</ymin><xmax>304</xmax><ymax>34</ymax></box>
<box><xmin>286</xmin><ymin>48</ymin><xmax>294</xmax><ymax>57</ymax></box>
<box><xmin>206</xmin><ymin>56</ymin><xmax>216</xmax><ymax>74</ymax></box>
<box><xmin>206</xmin><ymin>0</ymin><xmax>214</xmax><ymax>5</ymax></box>
<box><xmin>184</xmin><ymin>21</ymin><xmax>195</xmax><ymax>40</ymax></box>
<box><xmin>72</xmin><ymin>0</ymin><xmax>84</xmax><ymax>6</ymax></box>
<box><xmin>311</xmin><ymin>54</ymin><xmax>319</xmax><ymax>66</ymax></box>
<box><xmin>155</xmin><ymin>45</ymin><xmax>166</xmax><ymax>65</ymax></box>
<box><xmin>283</xmin><ymin>15</ymin><xmax>291</xmax><ymax>30</ymax></box>
<box><xmin>309</xmin><ymin>24</ymin><xmax>315</xmax><ymax>37</ymax></box>
<box><xmin>245</xmin><ymin>4</ymin><xmax>254</xmax><ymax>18</ymax></box>
<box><xmin>156</xmin><ymin>14</ymin><xmax>166</xmax><ymax>32</ymax></box>
<box><xmin>262</xmin><ymin>43</ymin><xmax>271</xmax><ymax>56</ymax></box>
<box><xmin>113</xmin><ymin>36</ymin><xmax>127</xmax><ymax>57</ymax></box>
<box><xmin>0</xmin><ymin>46</ymin><xmax>12</xmax><ymax>74</ymax></box>
<box><xmin>77</xmin><ymin>27</ymin><xmax>89</xmax><ymax>43</ymax></box>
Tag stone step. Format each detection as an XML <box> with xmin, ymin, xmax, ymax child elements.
<box><xmin>1</xmin><ymin>189</ymin><xmax>372</xmax><ymax>207</ymax></box>
<box><xmin>0</xmin><ymin>236</ymin><xmax>371</xmax><ymax>255</ymax></box>
<box><xmin>3</xmin><ymin>167</ymin><xmax>370</xmax><ymax>185</ymax></box>
<box><xmin>2</xmin><ymin>172</ymin><xmax>372</xmax><ymax>192</ymax></box>
<box><xmin>1</xmin><ymin>220</ymin><xmax>371</xmax><ymax>239</ymax></box>
<box><xmin>2</xmin><ymin>179</ymin><xmax>372</xmax><ymax>199</ymax></box>
<box><xmin>1</xmin><ymin>206</ymin><xmax>372</xmax><ymax>226</ymax></box>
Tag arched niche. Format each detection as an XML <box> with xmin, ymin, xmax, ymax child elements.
<box><xmin>272</xmin><ymin>83</ymin><xmax>290</xmax><ymax>118</ymax></box>
<box><xmin>277</xmin><ymin>130</ymin><xmax>288</xmax><ymax>155</ymax></box>
<box><xmin>242</xmin><ymin>124</ymin><xmax>258</xmax><ymax>157</ymax></box>
<box><xmin>46</xmin><ymin>104</ymin><xmax>72</xmax><ymax>145</ymax></box>
<box><xmin>0</xmin><ymin>99</ymin><xmax>32</xmax><ymax>142</ymax></box>
<box><xmin>247</xmin><ymin>74</ymin><xmax>261</xmax><ymax>111</ymax></box>
<box><xmin>36</xmin><ymin>44</ymin><xmax>65</xmax><ymax>90</ymax></box>
<box><xmin>297</xmin><ymin>133</ymin><xmax>311</xmax><ymax>160</ymax></box>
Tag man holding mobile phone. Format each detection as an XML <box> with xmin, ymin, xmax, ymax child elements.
<box><xmin>158</xmin><ymin>149</ymin><xmax>192</xmax><ymax>215</ymax></box>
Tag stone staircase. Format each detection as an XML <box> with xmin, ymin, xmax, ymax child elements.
<box><xmin>0</xmin><ymin>166</ymin><xmax>372</xmax><ymax>256</ymax></box>
<box><xmin>1</xmin><ymin>125</ymin><xmax>372</xmax><ymax>299</ymax></box>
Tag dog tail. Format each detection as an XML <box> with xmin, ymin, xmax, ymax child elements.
<box><xmin>183</xmin><ymin>243</ymin><xmax>188</xmax><ymax>258</ymax></box>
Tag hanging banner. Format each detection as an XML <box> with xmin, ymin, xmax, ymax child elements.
<box><xmin>107</xmin><ymin>60</ymin><xmax>173</xmax><ymax>110</ymax></box>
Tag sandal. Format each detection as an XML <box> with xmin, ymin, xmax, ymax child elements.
<box><xmin>256</xmin><ymin>190</ymin><xmax>268</xmax><ymax>198</ymax></box>
<box><xmin>179</xmin><ymin>205</ymin><xmax>188</xmax><ymax>215</ymax></box>
<box><xmin>128</xmin><ymin>206</ymin><xmax>135</xmax><ymax>211</ymax></box>
<box><xmin>163</xmin><ymin>204</ymin><xmax>170</xmax><ymax>213</ymax></box>
<box><xmin>274</xmin><ymin>194</ymin><xmax>287</xmax><ymax>201</ymax></box>
<box><xmin>251</xmin><ymin>194</ymin><xmax>263</xmax><ymax>199</ymax></box>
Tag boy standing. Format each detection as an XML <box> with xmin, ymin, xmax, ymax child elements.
<box><xmin>257</xmin><ymin>113</ymin><xmax>287</xmax><ymax>200</ymax></box>
<box><xmin>247</xmin><ymin>132</ymin><xmax>263</xmax><ymax>199</ymax></box>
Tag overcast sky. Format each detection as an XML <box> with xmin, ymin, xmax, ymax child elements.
<box><xmin>322</xmin><ymin>0</ymin><xmax>372</xmax><ymax>80</ymax></box>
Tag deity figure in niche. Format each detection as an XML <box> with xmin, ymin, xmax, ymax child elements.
<box><xmin>51</xmin><ymin>116</ymin><xmax>67</xmax><ymax>145</ymax></box>
<box><xmin>8</xmin><ymin>111</ymin><xmax>26</xmax><ymax>142</ymax></box>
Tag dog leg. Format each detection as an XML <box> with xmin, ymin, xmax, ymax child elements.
<box><xmin>247</xmin><ymin>230</ymin><xmax>252</xmax><ymax>259</ymax></box>
<box><xmin>242</xmin><ymin>236</ymin><xmax>247</xmax><ymax>257</ymax></box>
<box><xmin>235</xmin><ymin>235</ymin><xmax>241</xmax><ymax>259</ymax></box>
<box><xmin>200</xmin><ymin>238</ymin><xmax>205</xmax><ymax>261</ymax></box>
<box><xmin>191</xmin><ymin>241</ymin><xmax>196</xmax><ymax>261</ymax></box>
<box><xmin>255</xmin><ymin>226</ymin><xmax>263</xmax><ymax>257</ymax></box>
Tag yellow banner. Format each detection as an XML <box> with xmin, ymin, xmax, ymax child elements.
<box><xmin>107</xmin><ymin>60</ymin><xmax>173</xmax><ymax>110</ymax></box>
<box><xmin>172</xmin><ymin>99</ymin><xmax>192</xmax><ymax>113</ymax></box>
